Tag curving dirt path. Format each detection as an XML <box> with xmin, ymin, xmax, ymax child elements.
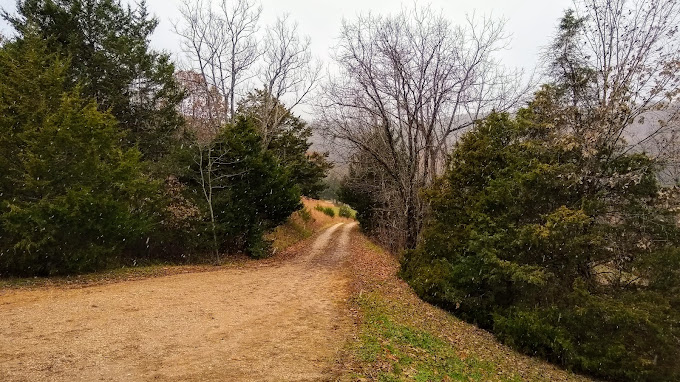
<box><xmin>0</xmin><ymin>222</ymin><xmax>357</xmax><ymax>382</ymax></box>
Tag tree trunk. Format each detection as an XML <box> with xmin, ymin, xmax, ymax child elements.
<box><xmin>199</xmin><ymin>147</ymin><xmax>220</xmax><ymax>262</ymax></box>
<box><xmin>404</xmin><ymin>192</ymin><xmax>419</xmax><ymax>250</ymax></box>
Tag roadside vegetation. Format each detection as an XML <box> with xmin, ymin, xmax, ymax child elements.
<box><xmin>336</xmin><ymin>1</ymin><xmax>680</xmax><ymax>381</ymax></box>
<box><xmin>0</xmin><ymin>0</ymin><xmax>331</xmax><ymax>277</ymax></box>
<box><xmin>354</xmin><ymin>292</ymin><xmax>521</xmax><ymax>382</ymax></box>
<box><xmin>1</xmin><ymin>197</ymin><xmax>343</xmax><ymax>290</ymax></box>
<box><xmin>268</xmin><ymin>198</ymin><xmax>355</xmax><ymax>253</ymax></box>
<box><xmin>315</xmin><ymin>202</ymin><xmax>357</xmax><ymax>219</ymax></box>
<box><xmin>401</xmin><ymin>106</ymin><xmax>680</xmax><ymax>381</ymax></box>
<box><xmin>338</xmin><ymin>232</ymin><xmax>592</xmax><ymax>382</ymax></box>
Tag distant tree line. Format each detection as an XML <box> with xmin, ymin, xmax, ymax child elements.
<box><xmin>332</xmin><ymin>1</ymin><xmax>680</xmax><ymax>381</ymax></box>
<box><xmin>0</xmin><ymin>0</ymin><xmax>331</xmax><ymax>276</ymax></box>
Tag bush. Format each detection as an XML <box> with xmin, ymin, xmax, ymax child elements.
<box><xmin>401</xmin><ymin>108</ymin><xmax>680</xmax><ymax>381</ymax></box>
<box><xmin>238</xmin><ymin>90</ymin><xmax>332</xmax><ymax>198</ymax></box>
<box><xmin>491</xmin><ymin>290</ymin><xmax>680</xmax><ymax>382</ymax></box>
<box><xmin>314</xmin><ymin>205</ymin><xmax>336</xmax><ymax>217</ymax></box>
<box><xmin>0</xmin><ymin>35</ymin><xmax>158</xmax><ymax>276</ymax></box>
<box><xmin>298</xmin><ymin>207</ymin><xmax>312</xmax><ymax>223</ymax></box>
<box><xmin>338</xmin><ymin>204</ymin><xmax>353</xmax><ymax>218</ymax></box>
<box><xmin>186</xmin><ymin>117</ymin><xmax>301</xmax><ymax>258</ymax></box>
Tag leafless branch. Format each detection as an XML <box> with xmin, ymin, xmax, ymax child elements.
<box><xmin>317</xmin><ymin>4</ymin><xmax>532</xmax><ymax>248</ymax></box>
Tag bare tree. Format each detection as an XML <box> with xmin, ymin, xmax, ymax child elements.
<box><xmin>175</xmin><ymin>0</ymin><xmax>261</xmax><ymax>123</ymax></box>
<box><xmin>174</xmin><ymin>0</ymin><xmax>262</xmax><ymax>260</ymax></box>
<box><xmin>318</xmin><ymin>5</ymin><xmax>530</xmax><ymax>248</ymax></box>
<box><xmin>255</xmin><ymin>14</ymin><xmax>321</xmax><ymax>145</ymax></box>
<box><xmin>193</xmin><ymin>141</ymin><xmax>251</xmax><ymax>262</ymax></box>
<box><xmin>176</xmin><ymin>70</ymin><xmax>226</xmax><ymax>144</ymax></box>
<box><xmin>174</xmin><ymin>70</ymin><xmax>226</xmax><ymax>261</ymax></box>
<box><xmin>546</xmin><ymin>0</ymin><xmax>680</xmax><ymax>161</ymax></box>
<box><xmin>221</xmin><ymin>0</ymin><xmax>261</xmax><ymax>118</ymax></box>
<box><xmin>175</xmin><ymin>0</ymin><xmax>224</xmax><ymax>126</ymax></box>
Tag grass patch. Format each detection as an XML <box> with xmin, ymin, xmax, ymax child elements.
<box><xmin>350</xmin><ymin>292</ymin><xmax>522</xmax><ymax>382</ymax></box>
<box><xmin>315</xmin><ymin>202</ymin><xmax>357</xmax><ymax>220</ymax></box>
<box><xmin>336</xmin><ymin>234</ymin><xmax>590</xmax><ymax>382</ymax></box>
<box><xmin>316</xmin><ymin>205</ymin><xmax>337</xmax><ymax>217</ymax></box>
<box><xmin>363</xmin><ymin>239</ymin><xmax>385</xmax><ymax>254</ymax></box>
<box><xmin>338</xmin><ymin>204</ymin><xmax>355</xmax><ymax>219</ymax></box>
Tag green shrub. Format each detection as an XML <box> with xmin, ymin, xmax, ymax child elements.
<box><xmin>0</xmin><ymin>35</ymin><xmax>158</xmax><ymax>276</ymax></box>
<box><xmin>186</xmin><ymin>117</ymin><xmax>301</xmax><ymax>259</ymax></box>
<box><xmin>8</xmin><ymin>0</ymin><xmax>185</xmax><ymax>160</ymax></box>
<box><xmin>298</xmin><ymin>207</ymin><xmax>312</xmax><ymax>222</ymax></box>
<box><xmin>314</xmin><ymin>205</ymin><xmax>336</xmax><ymax>217</ymax></box>
<box><xmin>338</xmin><ymin>204</ymin><xmax>353</xmax><ymax>218</ymax></box>
<box><xmin>491</xmin><ymin>290</ymin><xmax>680</xmax><ymax>382</ymax></box>
<box><xmin>239</xmin><ymin>90</ymin><xmax>333</xmax><ymax>198</ymax></box>
<box><xmin>401</xmin><ymin>108</ymin><xmax>680</xmax><ymax>381</ymax></box>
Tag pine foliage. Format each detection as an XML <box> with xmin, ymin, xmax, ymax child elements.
<box><xmin>0</xmin><ymin>34</ymin><xmax>158</xmax><ymax>276</ymax></box>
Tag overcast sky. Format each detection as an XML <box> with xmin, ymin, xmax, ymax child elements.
<box><xmin>0</xmin><ymin>0</ymin><xmax>574</xmax><ymax>72</ymax></box>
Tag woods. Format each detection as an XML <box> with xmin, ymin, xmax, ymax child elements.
<box><xmin>0</xmin><ymin>0</ymin><xmax>331</xmax><ymax>275</ymax></box>
<box><xmin>394</xmin><ymin>1</ymin><xmax>680</xmax><ymax>381</ymax></box>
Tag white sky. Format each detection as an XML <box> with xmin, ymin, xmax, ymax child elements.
<box><xmin>0</xmin><ymin>0</ymin><xmax>573</xmax><ymax>72</ymax></box>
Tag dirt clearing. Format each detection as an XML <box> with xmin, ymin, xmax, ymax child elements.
<box><xmin>0</xmin><ymin>223</ymin><xmax>357</xmax><ymax>382</ymax></box>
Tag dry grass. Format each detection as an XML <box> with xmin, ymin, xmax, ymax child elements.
<box><xmin>268</xmin><ymin>197</ymin><xmax>355</xmax><ymax>251</ymax></box>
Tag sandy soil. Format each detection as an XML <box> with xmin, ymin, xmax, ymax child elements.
<box><xmin>0</xmin><ymin>222</ymin><xmax>357</xmax><ymax>382</ymax></box>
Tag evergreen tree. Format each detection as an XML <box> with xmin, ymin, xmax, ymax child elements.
<box><xmin>238</xmin><ymin>90</ymin><xmax>332</xmax><ymax>198</ymax></box>
<box><xmin>3</xmin><ymin>0</ymin><xmax>184</xmax><ymax>159</ymax></box>
<box><xmin>0</xmin><ymin>32</ymin><xmax>158</xmax><ymax>276</ymax></box>
<box><xmin>401</xmin><ymin>102</ymin><xmax>680</xmax><ymax>381</ymax></box>
<box><xmin>403</xmin><ymin>6</ymin><xmax>680</xmax><ymax>378</ymax></box>
<box><xmin>187</xmin><ymin>117</ymin><xmax>302</xmax><ymax>258</ymax></box>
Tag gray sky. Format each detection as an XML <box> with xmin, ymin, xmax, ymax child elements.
<box><xmin>0</xmin><ymin>0</ymin><xmax>573</xmax><ymax>72</ymax></box>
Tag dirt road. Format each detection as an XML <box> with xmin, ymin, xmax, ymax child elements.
<box><xmin>0</xmin><ymin>222</ymin><xmax>357</xmax><ymax>382</ymax></box>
